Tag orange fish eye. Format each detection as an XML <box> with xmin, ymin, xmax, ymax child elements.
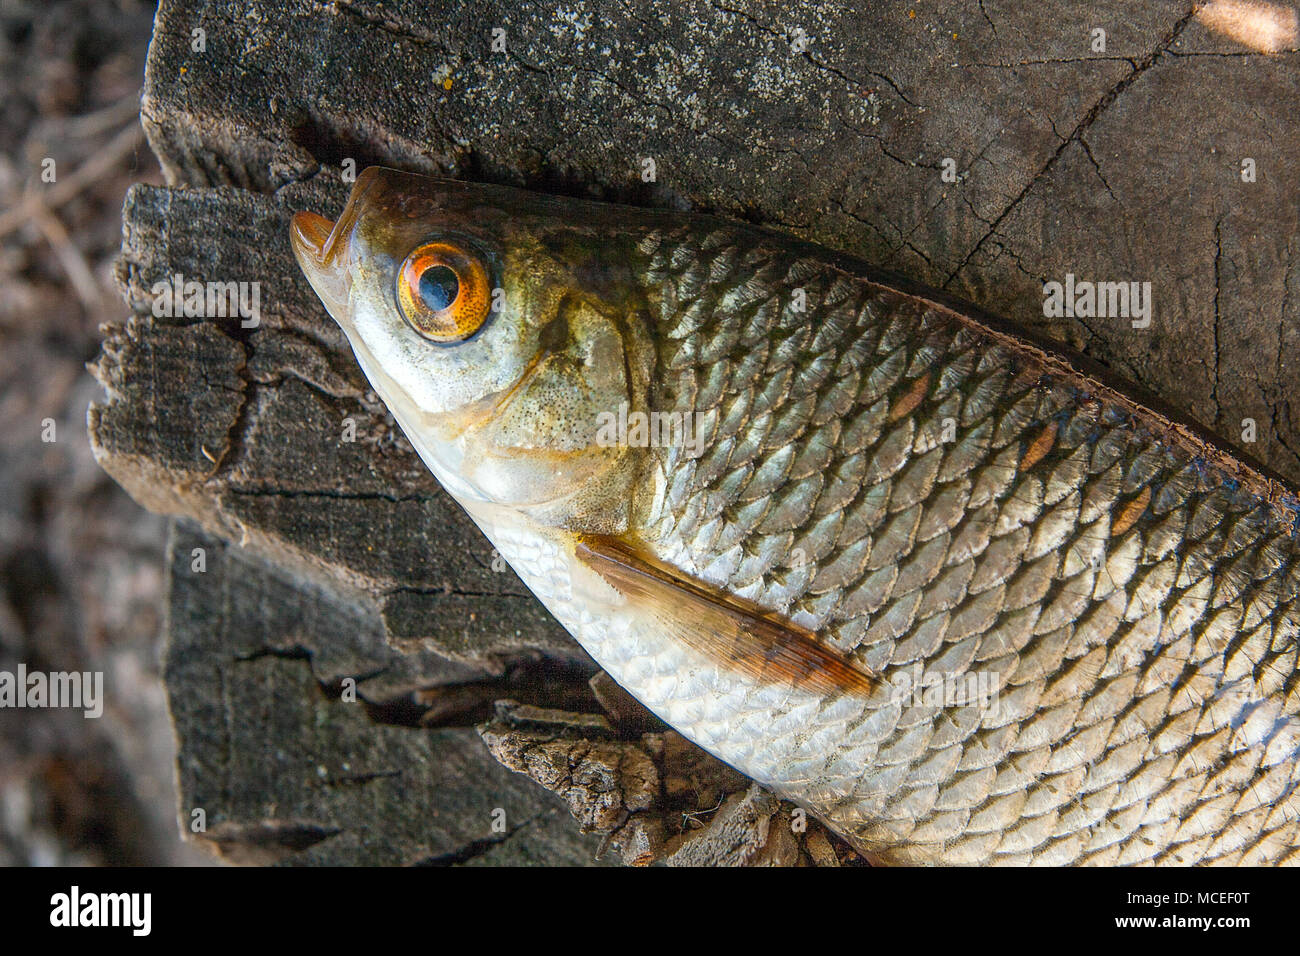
<box><xmin>395</xmin><ymin>241</ymin><xmax>492</xmax><ymax>342</ymax></box>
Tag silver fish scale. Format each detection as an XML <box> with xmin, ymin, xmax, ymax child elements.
<box><xmin>630</xmin><ymin>224</ymin><xmax>1300</xmax><ymax>865</ymax></box>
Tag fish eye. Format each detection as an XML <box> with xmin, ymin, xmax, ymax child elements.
<box><xmin>395</xmin><ymin>241</ymin><xmax>492</xmax><ymax>342</ymax></box>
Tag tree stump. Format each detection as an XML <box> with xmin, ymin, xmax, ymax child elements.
<box><xmin>90</xmin><ymin>0</ymin><xmax>1300</xmax><ymax>864</ymax></box>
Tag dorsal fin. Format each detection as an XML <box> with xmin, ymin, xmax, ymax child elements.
<box><xmin>576</xmin><ymin>534</ymin><xmax>874</xmax><ymax>697</ymax></box>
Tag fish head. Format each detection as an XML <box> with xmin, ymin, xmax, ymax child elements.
<box><xmin>291</xmin><ymin>167</ymin><xmax>653</xmax><ymax>522</ymax></box>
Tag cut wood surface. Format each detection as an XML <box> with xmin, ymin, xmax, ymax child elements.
<box><xmin>90</xmin><ymin>0</ymin><xmax>1300</xmax><ymax>864</ymax></box>
<box><xmin>165</xmin><ymin>523</ymin><xmax>608</xmax><ymax>865</ymax></box>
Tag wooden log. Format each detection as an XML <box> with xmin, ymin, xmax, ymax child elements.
<box><xmin>165</xmin><ymin>521</ymin><xmax>608</xmax><ymax>865</ymax></box>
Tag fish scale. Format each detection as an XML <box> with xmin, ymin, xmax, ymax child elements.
<box><xmin>631</xmin><ymin>224</ymin><xmax>1300</xmax><ymax>864</ymax></box>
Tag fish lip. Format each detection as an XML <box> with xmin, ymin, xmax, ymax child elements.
<box><xmin>290</xmin><ymin>209</ymin><xmax>351</xmax><ymax>320</ymax></box>
<box><xmin>289</xmin><ymin>168</ymin><xmax>394</xmax><ymax>319</ymax></box>
<box><xmin>292</xmin><ymin>165</ymin><xmax>388</xmax><ymax>264</ymax></box>
<box><xmin>290</xmin><ymin>210</ymin><xmax>336</xmax><ymax>262</ymax></box>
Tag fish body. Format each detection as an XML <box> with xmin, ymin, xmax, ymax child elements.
<box><xmin>292</xmin><ymin>168</ymin><xmax>1300</xmax><ymax>865</ymax></box>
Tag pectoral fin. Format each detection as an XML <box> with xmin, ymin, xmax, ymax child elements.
<box><xmin>575</xmin><ymin>534</ymin><xmax>874</xmax><ymax>696</ymax></box>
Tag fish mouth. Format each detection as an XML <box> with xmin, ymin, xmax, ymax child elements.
<box><xmin>290</xmin><ymin>169</ymin><xmax>394</xmax><ymax>317</ymax></box>
<box><xmin>290</xmin><ymin>167</ymin><xmax>390</xmax><ymax>265</ymax></box>
<box><xmin>290</xmin><ymin>209</ymin><xmax>352</xmax><ymax>319</ymax></box>
<box><xmin>290</xmin><ymin>210</ymin><xmax>336</xmax><ymax>262</ymax></box>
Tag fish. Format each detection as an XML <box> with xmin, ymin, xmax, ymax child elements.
<box><xmin>290</xmin><ymin>166</ymin><xmax>1300</xmax><ymax>865</ymax></box>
